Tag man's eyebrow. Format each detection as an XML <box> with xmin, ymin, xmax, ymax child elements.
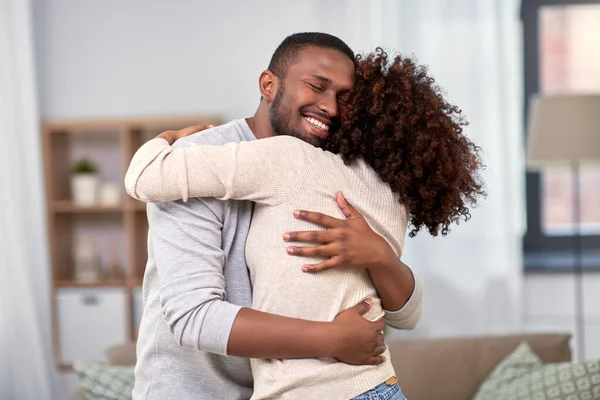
<box><xmin>310</xmin><ymin>73</ymin><xmax>332</xmax><ymax>84</ymax></box>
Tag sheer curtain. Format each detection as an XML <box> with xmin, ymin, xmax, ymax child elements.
<box><xmin>0</xmin><ymin>0</ymin><xmax>58</xmax><ymax>398</ymax></box>
<box><xmin>339</xmin><ymin>0</ymin><xmax>525</xmax><ymax>339</ymax></box>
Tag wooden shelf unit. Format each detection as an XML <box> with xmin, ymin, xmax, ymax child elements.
<box><xmin>42</xmin><ymin>115</ymin><xmax>221</xmax><ymax>368</ymax></box>
<box><xmin>51</xmin><ymin>200</ymin><xmax>125</xmax><ymax>213</ymax></box>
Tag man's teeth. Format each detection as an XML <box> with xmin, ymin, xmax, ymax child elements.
<box><xmin>304</xmin><ymin>117</ymin><xmax>329</xmax><ymax>131</ymax></box>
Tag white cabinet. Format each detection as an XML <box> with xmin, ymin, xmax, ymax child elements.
<box><xmin>57</xmin><ymin>288</ymin><xmax>128</xmax><ymax>364</ymax></box>
<box><xmin>58</xmin><ymin>372</ymin><xmax>80</xmax><ymax>400</ymax></box>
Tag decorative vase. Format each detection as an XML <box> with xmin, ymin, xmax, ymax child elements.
<box><xmin>71</xmin><ymin>173</ymin><xmax>99</xmax><ymax>206</ymax></box>
<box><xmin>73</xmin><ymin>235</ymin><xmax>100</xmax><ymax>283</ymax></box>
<box><xmin>99</xmin><ymin>182</ymin><xmax>121</xmax><ymax>206</ymax></box>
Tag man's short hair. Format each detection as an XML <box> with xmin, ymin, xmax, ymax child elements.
<box><xmin>268</xmin><ymin>32</ymin><xmax>355</xmax><ymax>78</ymax></box>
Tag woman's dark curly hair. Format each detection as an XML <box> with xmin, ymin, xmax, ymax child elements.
<box><xmin>326</xmin><ymin>48</ymin><xmax>485</xmax><ymax>237</ymax></box>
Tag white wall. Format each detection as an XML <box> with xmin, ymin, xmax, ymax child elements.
<box><xmin>32</xmin><ymin>0</ymin><xmax>373</xmax><ymax>121</ymax></box>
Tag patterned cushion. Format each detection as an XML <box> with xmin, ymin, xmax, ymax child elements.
<box><xmin>73</xmin><ymin>360</ymin><xmax>134</xmax><ymax>400</ymax></box>
<box><xmin>473</xmin><ymin>342</ymin><xmax>600</xmax><ymax>400</ymax></box>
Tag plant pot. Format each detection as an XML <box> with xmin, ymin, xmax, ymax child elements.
<box><xmin>71</xmin><ymin>174</ymin><xmax>99</xmax><ymax>206</ymax></box>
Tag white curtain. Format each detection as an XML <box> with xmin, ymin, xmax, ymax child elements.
<box><xmin>338</xmin><ymin>0</ymin><xmax>525</xmax><ymax>339</ymax></box>
<box><xmin>0</xmin><ymin>0</ymin><xmax>58</xmax><ymax>398</ymax></box>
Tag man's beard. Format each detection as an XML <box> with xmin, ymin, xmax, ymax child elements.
<box><xmin>269</xmin><ymin>84</ymin><xmax>324</xmax><ymax>148</ymax></box>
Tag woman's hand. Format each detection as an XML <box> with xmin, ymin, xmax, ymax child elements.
<box><xmin>284</xmin><ymin>191</ymin><xmax>416</xmax><ymax>312</ymax></box>
<box><xmin>283</xmin><ymin>191</ymin><xmax>397</xmax><ymax>272</ymax></box>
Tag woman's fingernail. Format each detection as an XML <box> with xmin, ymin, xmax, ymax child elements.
<box><xmin>302</xmin><ymin>266</ymin><xmax>310</xmax><ymax>272</ymax></box>
<box><xmin>283</xmin><ymin>233</ymin><xmax>290</xmax><ymax>241</ymax></box>
<box><xmin>286</xmin><ymin>247</ymin><xmax>294</xmax><ymax>255</ymax></box>
<box><xmin>293</xmin><ymin>210</ymin><xmax>300</xmax><ymax>218</ymax></box>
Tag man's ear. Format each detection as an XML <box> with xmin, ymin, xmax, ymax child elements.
<box><xmin>259</xmin><ymin>70</ymin><xmax>279</xmax><ymax>102</ymax></box>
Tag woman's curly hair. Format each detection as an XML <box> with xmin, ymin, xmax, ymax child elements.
<box><xmin>326</xmin><ymin>48</ymin><xmax>486</xmax><ymax>237</ymax></box>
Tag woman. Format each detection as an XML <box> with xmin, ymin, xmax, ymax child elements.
<box><xmin>125</xmin><ymin>49</ymin><xmax>484</xmax><ymax>400</ymax></box>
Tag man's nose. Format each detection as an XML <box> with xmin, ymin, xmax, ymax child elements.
<box><xmin>317</xmin><ymin>93</ymin><xmax>338</xmax><ymax>118</ymax></box>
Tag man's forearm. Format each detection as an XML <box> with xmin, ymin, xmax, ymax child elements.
<box><xmin>227</xmin><ymin>308</ymin><xmax>335</xmax><ymax>359</ymax></box>
<box><xmin>368</xmin><ymin>256</ymin><xmax>415</xmax><ymax>312</ymax></box>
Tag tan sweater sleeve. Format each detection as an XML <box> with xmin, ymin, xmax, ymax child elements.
<box><xmin>125</xmin><ymin>136</ymin><xmax>317</xmax><ymax>205</ymax></box>
<box><xmin>383</xmin><ymin>276</ymin><xmax>423</xmax><ymax>330</ymax></box>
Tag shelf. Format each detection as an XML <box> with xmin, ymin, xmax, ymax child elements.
<box><xmin>50</xmin><ymin>200</ymin><xmax>148</xmax><ymax>213</ymax></box>
<box><xmin>52</xmin><ymin>201</ymin><xmax>124</xmax><ymax>214</ymax></box>
<box><xmin>125</xmin><ymin>199</ymin><xmax>147</xmax><ymax>211</ymax></box>
<box><xmin>127</xmin><ymin>278</ymin><xmax>144</xmax><ymax>287</ymax></box>
<box><xmin>43</xmin><ymin>115</ymin><xmax>222</xmax><ymax>133</ymax></box>
<box><xmin>58</xmin><ymin>363</ymin><xmax>73</xmax><ymax>372</ymax></box>
<box><xmin>43</xmin><ymin>116</ymin><xmax>222</xmax><ymax>371</ymax></box>
<box><xmin>55</xmin><ymin>280</ymin><xmax>127</xmax><ymax>288</ymax></box>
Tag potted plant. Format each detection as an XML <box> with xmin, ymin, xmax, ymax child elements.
<box><xmin>71</xmin><ymin>159</ymin><xmax>99</xmax><ymax>206</ymax></box>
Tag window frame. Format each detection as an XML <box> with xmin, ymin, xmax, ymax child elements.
<box><xmin>521</xmin><ymin>0</ymin><xmax>600</xmax><ymax>271</ymax></box>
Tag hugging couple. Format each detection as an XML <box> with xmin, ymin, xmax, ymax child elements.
<box><xmin>125</xmin><ymin>32</ymin><xmax>484</xmax><ymax>400</ymax></box>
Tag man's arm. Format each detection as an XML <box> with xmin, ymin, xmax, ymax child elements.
<box><xmin>229</xmin><ymin>299</ymin><xmax>386</xmax><ymax>365</ymax></box>
<box><xmin>149</xmin><ymin>199</ymin><xmax>237</xmax><ymax>354</ymax></box>
<box><xmin>151</xmin><ymin>199</ymin><xmax>386</xmax><ymax>363</ymax></box>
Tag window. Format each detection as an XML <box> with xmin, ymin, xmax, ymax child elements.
<box><xmin>539</xmin><ymin>5</ymin><xmax>600</xmax><ymax>235</ymax></box>
<box><xmin>522</xmin><ymin>0</ymin><xmax>600</xmax><ymax>270</ymax></box>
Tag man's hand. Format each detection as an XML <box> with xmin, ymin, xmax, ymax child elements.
<box><xmin>283</xmin><ymin>191</ymin><xmax>396</xmax><ymax>272</ymax></box>
<box><xmin>328</xmin><ymin>298</ymin><xmax>387</xmax><ymax>365</ymax></box>
<box><xmin>156</xmin><ymin>124</ymin><xmax>215</xmax><ymax>145</ymax></box>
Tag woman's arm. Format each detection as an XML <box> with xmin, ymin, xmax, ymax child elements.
<box><xmin>124</xmin><ymin>136</ymin><xmax>316</xmax><ymax>205</ymax></box>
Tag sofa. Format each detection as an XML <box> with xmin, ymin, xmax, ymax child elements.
<box><xmin>102</xmin><ymin>332</ymin><xmax>572</xmax><ymax>400</ymax></box>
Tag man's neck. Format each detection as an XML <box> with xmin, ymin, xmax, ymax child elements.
<box><xmin>246</xmin><ymin>104</ymin><xmax>274</xmax><ymax>140</ymax></box>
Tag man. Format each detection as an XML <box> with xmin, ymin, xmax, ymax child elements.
<box><xmin>133</xmin><ymin>32</ymin><xmax>420</xmax><ymax>399</ymax></box>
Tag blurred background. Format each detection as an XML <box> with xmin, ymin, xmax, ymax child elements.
<box><xmin>1</xmin><ymin>0</ymin><xmax>599</xmax><ymax>399</ymax></box>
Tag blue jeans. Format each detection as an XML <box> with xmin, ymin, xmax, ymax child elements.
<box><xmin>352</xmin><ymin>381</ymin><xmax>406</xmax><ymax>400</ymax></box>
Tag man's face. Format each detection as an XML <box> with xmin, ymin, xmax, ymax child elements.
<box><xmin>269</xmin><ymin>46</ymin><xmax>356</xmax><ymax>148</ymax></box>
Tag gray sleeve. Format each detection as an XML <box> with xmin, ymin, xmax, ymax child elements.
<box><xmin>148</xmin><ymin>198</ymin><xmax>242</xmax><ymax>355</ymax></box>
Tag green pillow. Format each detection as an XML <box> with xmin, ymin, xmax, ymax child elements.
<box><xmin>73</xmin><ymin>360</ymin><xmax>134</xmax><ymax>400</ymax></box>
<box><xmin>473</xmin><ymin>342</ymin><xmax>600</xmax><ymax>400</ymax></box>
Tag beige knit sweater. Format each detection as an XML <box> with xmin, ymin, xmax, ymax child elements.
<box><xmin>125</xmin><ymin>135</ymin><xmax>422</xmax><ymax>400</ymax></box>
